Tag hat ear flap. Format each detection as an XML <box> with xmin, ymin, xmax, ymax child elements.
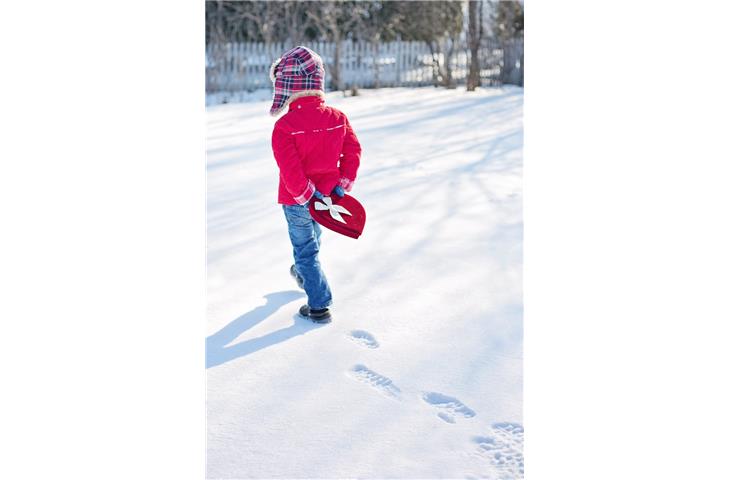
<box><xmin>269</xmin><ymin>57</ymin><xmax>282</xmax><ymax>82</ymax></box>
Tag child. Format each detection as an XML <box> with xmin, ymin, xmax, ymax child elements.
<box><xmin>269</xmin><ymin>46</ymin><xmax>362</xmax><ymax>323</ymax></box>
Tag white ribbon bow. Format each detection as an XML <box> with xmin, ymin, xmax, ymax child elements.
<box><xmin>314</xmin><ymin>196</ymin><xmax>352</xmax><ymax>224</ymax></box>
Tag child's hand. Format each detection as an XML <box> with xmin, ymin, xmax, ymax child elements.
<box><xmin>332</xmin><ymin>186</ymin><xmax>345</xmax><ymax>198</ymax></box>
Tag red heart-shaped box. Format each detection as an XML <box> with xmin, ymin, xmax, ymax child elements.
<box><xmin>308</xmin><ymin>194</ymin><xmax>366</xmax><ymax>239</ymax></box>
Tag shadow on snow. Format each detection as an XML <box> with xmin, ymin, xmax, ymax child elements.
<box><xmin>206</xmin><ymin>290</ymin><xmax>321</xmax><ymax>369</ymax></box>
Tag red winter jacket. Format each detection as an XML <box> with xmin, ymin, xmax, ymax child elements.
<box><xmin>271</xmin><ymin>96</ymin><xmax>361</xmax><ymax>205</ymax></box>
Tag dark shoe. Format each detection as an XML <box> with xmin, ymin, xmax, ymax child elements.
<box><xmin>298</xmin><ymin>304</ymin><xmax>332</xmax><ymax>324</ymax></box>
<box><xmin>290</xmin><ymin>264</ymin><xmax>304</xmax><ymax>289</ymax></box>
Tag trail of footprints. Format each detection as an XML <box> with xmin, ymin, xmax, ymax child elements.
<box><xmin>473</xmin><ymin>423</ymin><xmax>525</xmax><ymax>479</ymax></box>
<box><xmin>345</xmin><ymin>329</ymin><xmax>523</xmax><ymax>479</ymax></box>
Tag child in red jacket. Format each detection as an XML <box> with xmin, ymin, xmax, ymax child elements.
<box><xmin>269</xmin><ymin>46</ymin><xmax>361</xmax><ymax>323</ymax></box>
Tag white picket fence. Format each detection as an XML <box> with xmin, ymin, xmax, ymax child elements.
<box><xmin>206</xmin><ymin>40</ymin><xmax>522</xmax><ymax>93</ymax></box>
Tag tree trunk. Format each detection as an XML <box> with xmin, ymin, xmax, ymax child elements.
<box><xmin>519</xmin><ymin>44</ymin><xmax>524</xmax><ymax>87</ymax></box>
<box><xmin>374</xmin><ymin>39</ymin><xmax>380</xmax><ymax>89</ymax></box>
<box><xmin>467</xmin><ymin>0</ymin><xmax>481</xmax><ymax>91</ymax></box>
<box><xmin>427</xmin><ymin>42</ymin><xmax>441</xmax><ymax>87</ymax></box>
<box><xmin>333</xmin><ymin>36</ymin><xmax>343</xmax><ymax>91</ymax></box>
<box><xmin>441</xmin><ymin>34</ymin><xmax>458</xmax><ymax>89</ymax></box>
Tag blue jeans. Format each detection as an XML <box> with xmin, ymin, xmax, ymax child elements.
<box><xmin>282</xmin><ymin>204</ymin><xmax>333</xmax><ymax>310</ymax></box>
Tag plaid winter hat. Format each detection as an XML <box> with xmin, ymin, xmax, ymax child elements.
<box><xmin>269</xmin><ymin>46</ymin><xmax>325</xmax><ymax>117</ymax></box>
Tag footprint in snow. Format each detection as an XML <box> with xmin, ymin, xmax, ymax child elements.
<box><xmin>421</xmin><ymin>391</ymin><xmax>476</xmax><ymax>423</ymax></box>
<box><xmin>347</xmin><ymin>364</ymin><xmax>400</xmax><ymax>399</ymax></box>
<box><xmin>348</xmin><ymin>330</ymin><xmax>379</xmax><ymax>349</ymax></box>
<box><xmin>473</xmin><ymin>422</ymin><xmax>524</xmax><ymax>479</ymax></box>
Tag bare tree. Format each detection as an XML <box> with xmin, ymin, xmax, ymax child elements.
<box><xmin>206</xmin><ymin>1</ymin><xmax>229</xmax><ymax>44</ymax></box>
<box><xmin>487</xmin><ymin>0</ymin><xmax>524</xmax><ymax>86</ymax></box>
<box><xmin>226</xmin><ymin>1</ymin><xmax>279</xmax><ymax>44</ymax></box>
<box><xmin>394</xmin><ymin>1</ymin><xmax>463</xmax><ymax>88</ymax></box>
<box><xmin>306</xmin><ymin>1</ymin><xmax>366</xmax><ymax>91</ymax></box>
<box><xmin>280</xmin><ymin>1</ymin><xmax>315</xmax><ymax>46</ymax></box>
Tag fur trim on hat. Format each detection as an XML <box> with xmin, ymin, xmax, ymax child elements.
<box><xmin>269</xmin><ymin>57</ymin><xmax>282</xmax><ymax>83</ymax></box>
<box><xmin>270</xmin><ymin>90</ymin><xmax>324</xmax><ymax>117</ymax></box>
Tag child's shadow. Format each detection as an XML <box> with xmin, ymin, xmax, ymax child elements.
<box><xmin>206</xmin><ymin>290</ymin><xmax>320</xmax><ymax>369</ymax></box>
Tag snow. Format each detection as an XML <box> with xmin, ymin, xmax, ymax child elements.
<box><xmin>206</xmin><ymin>88</ymin><xmax>273</xmax><ymax>107</ymax></box>
<box><xmin>206</xmin><ymin>86</ymin><xmax>523</xmax><ymax>479</ymax></box>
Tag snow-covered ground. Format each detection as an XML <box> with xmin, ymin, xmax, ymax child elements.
<box><xmin>206</xmin><ymin>86</ymin><xmax>523</xmax><ymax>479</ymax></box>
